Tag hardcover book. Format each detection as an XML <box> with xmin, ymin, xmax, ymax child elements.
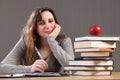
<box><xmin>64</xmin><ymin>66</ymin><xmax>113</xmax><ymax>71</ymax></box>
<box><xmin>74</xmin><ymin>48</ymin><xmax>115</xmax><ymax>52</ymax></box>
<box><xmin>67</xmin><ymin>60</ymin><xmax>113</xmax><ymax>66</ymax></box>
<box><xmin>80</xmin><ymin>52</ymin><xmax>111</xmax><ymax>57</ymax></box>
<box><xmin>75</xmin><ymin>36</ymin><xmax>120</xmax><ymax>41</ymax></box>
<box><xmin>82</xmin><ymin>57</ymin><xmax>112</xmax><ymax>60</ymax></box>
<box><xmin>65</xmin><ymin>70</ymin><xmax>112</xmax><ymax>76</ymax></box>
<box><xmin>74</xmin><ymin>41</ymin><xmax>116</xmax><ymax>48</ymax></box>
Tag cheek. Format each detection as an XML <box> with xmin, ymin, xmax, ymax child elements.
<box><xmin>37</xmin><ymin>26</ymin><xmax>43</xmax><ymax>35</ymax></box>
<box><xmin>51</xmin><ymin>25</ymin><xmax>55</xmax><ymax>31</ymax></box>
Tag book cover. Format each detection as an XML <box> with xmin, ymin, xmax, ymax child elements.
<box><xmin>74</xmin><ymin>41</ymin><xmax>116</xmax><ymax>48</ymax></box>
<box><xmin>64</xmin><ymin>66</ymin><xmax>113</xmax><ymax>71</ymax></box>
<box><xmin>75</xmin><ymin>56</ymin><xmax>112</xmax><ymax>60</ymax></box>
<box><xmin>82</xmin><ymin>57</ymin><xmax>112</xmax><ymax>60</ymax></box>
<box><xmin>80</xmin><ymin>52</ymin><xmax>111</xmax><ymax>57</ymax></box>
<box><xmin>74</xmin><ymin>48</ymin><xmax>115</xmax><ymax>52</ymax></box>
<box><xmin>67</xmin><ymin>60</ymin><xmax>113</xmax><ymax>66</ymax></box>
<box><xmin>65</xmin><ymin>70</ymin><xmax>112</xmax><ymax>76</ymax></box>
<box><xmin>75</xmin><ymin>36</ymin><xmax>120</xmax><ymax>41</ymax></box>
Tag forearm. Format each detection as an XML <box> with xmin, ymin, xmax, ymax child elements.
<box><xmin>47</xmin><ymin>36</ymin><xmax>75</xmax><ymax>67</ymax></box>
<box><xmin>0</xmin><ymin>63</ymin><xmax>31</xmax><ymax>74</ymax></box>
<box><xmin>0</xmin><ymin>36</ymin><xmax>32</xmax><ymax>73</ymax></box>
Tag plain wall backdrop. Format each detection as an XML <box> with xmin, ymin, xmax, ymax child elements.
<box><xmin>0</xmin><ymin>0</ymin><xmax>120</xmax><ymax>71</ymax></box>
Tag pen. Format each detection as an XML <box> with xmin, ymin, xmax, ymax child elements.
<box><xmin>34</xmin><ymin>46</ymin><xmax>43</xmax><ymax>59</ymax></box>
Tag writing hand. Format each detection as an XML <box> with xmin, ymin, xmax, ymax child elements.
<box><xmin>31</xmin><ymin>59</ymin><xmax>48</xmax><ymax>73</ymax></box>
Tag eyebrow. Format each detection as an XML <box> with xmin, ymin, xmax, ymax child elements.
<box><xmin>40</xmin><ymin>18</ymin><xmax>54</xmax><ymax>22</ymax></box>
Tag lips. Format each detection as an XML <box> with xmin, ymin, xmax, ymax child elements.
<box><xmin>45</xmin><ymin>28</ymin><xmax>54</xmax><ymax>34</ymax></box>
<box><xmin>45</xmin><ymin>31</ymin><xmax>52</xmax><ymax>34</ymax></box>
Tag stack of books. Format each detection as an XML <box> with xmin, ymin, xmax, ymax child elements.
<box><xmin>64</xmin><ymin>36</ymin><xmax>120</xmax><ymax>76</ymax></box>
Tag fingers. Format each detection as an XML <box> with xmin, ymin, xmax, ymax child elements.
<box><xmin>31</xmin><ymin>59</ymin><xmax>48</xmax><ymax>73</ymax></box>
<box><xmin>35</xmin><ymin>65</ymin><xmax>44</xmax><ymax>73</ymax></box>
<box><xmin>49</xmin><ymin>24</ymin><xmax>61</xmax><ymax>38</ymax></box>
<box><xmin>54</xmin><ymin>24</ymin><xmax>61</xmax><ymax>31</ymax></box>
<box><xmin>35</xmin><ymin>60</ymin><xmax>48</xmax><ymax>69</ymax></box>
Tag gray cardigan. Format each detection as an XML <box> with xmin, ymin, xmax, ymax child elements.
<box><xmin>0</xmin><ymin>36</ymin><xmax>74</xmax><ymax>74</ymax></box>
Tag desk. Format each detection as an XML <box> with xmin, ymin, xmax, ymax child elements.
<box><xmin>1</xmin><ymin>72</ymin><xmax>120</xmax><ymax>80</ymax></box>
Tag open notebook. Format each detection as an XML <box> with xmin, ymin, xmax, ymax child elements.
<box><xmin>0</xmin><ymin>72</ymin><xmax>69</xmax><ymax>78</ymax></box>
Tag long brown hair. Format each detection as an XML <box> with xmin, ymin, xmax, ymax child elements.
<box><xmin>22</xmin><ymin>7</ymin><xmax>59</xmax><ymax>65</ymax></box>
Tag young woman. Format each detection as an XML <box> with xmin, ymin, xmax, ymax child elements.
<box><xmin>0</xmin><ymin>7</ymin><xmax>74</xmax><ymax>73</ymax></box>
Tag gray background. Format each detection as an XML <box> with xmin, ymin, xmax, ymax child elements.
<box><xmin>0</xmin><ymin>0</ymin><xmax>120</xmax><ymax>71</ymax></box>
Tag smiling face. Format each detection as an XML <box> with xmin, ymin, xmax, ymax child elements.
<box><xmin>37</xmin><ymin>11</ymin><xmax>56</xmax><ymax>38</ymax></box>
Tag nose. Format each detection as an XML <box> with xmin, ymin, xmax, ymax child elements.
<box><xmin>44</xmin><ymin>22</ymin><xmax>51</xmax><ymax>30</ymax></box>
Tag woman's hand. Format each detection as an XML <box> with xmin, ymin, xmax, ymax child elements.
<box><xmin>49</xmin><ymin>24</ymin><xmax>61</xmax><ymax>38</ymax></box>
<box><xmin>31</xmin><ymin>59</ymin><xmax>48</xmax><ymax>73</ymax></box>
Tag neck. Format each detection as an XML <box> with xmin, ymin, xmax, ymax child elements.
<box><xmin>40</xmin><ymin>38</ymin><xmax>49</xmax><ymax>48</ymax></box>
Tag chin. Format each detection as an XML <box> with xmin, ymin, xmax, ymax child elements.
<box><xmin>44</xmin><ymin>35</ymin><xmax>50</xmax><ymax>38</ymax></box>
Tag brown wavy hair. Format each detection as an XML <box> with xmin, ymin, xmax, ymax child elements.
<box><xmin>22</xmin><ymin>7</ymin><xmax>59</xmax><ymax>65</ymax></box>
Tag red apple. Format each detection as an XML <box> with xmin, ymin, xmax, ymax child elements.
<box><xmin>89</xmin><ymin>25</ymin><xmax>101</xmax><ymax>35</ymax></box>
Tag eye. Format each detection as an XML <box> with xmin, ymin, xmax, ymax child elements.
<box><xmin>48</xmin><ymin>19</ymin><xmax>54</xmax><ymax>23</ymax></box>
<box><xmin>38</xmin><ymin>21</ymin><xmax>45</xmax><ymax>25</ymax></box>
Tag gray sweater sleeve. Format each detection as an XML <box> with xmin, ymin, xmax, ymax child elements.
<box><xmin>0</xmin><ymin>36</ymin><xmax>75</xmax><ymax>73</ymax></box>
<box><xmin>47</xmin><ymin>36</ymin><xmax>75</xmax><ymax>67</ymax></box>
<box><xmin>0</xmin><ymin>37</ymin><xmax>31</xmax><ymax>74</ymax></box>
